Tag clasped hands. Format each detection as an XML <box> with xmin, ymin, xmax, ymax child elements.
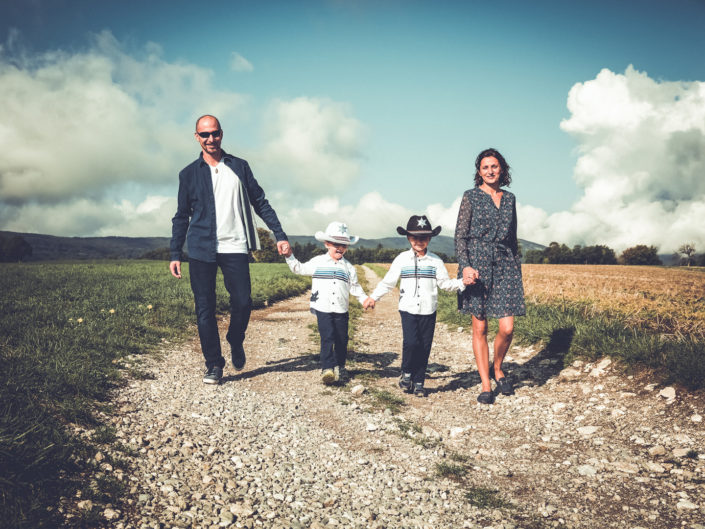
<box><xmin>462</xmin><ymin>266</ymin><xmax>479</xmax><ymax>286</ymax></box>
<box><xmin>277</xmin><ymin>240</ymin><xmax>293</xmax><ymax>257</ymax></box>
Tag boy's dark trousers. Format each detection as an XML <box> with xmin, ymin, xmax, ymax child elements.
<box><xmin>315</xmin><ymin>310</ymin><xmax>349</xmax><ymax>370</ymax></box>
<box><xmin>399</xmin><ymin>311</ymin><xmax>437</xmax><ymax>384</ymax></box>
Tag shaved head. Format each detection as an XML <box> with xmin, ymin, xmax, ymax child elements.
<box><xmin>195</xmin><ymin>114</ymin><xmax>221</xmax><ymax>131</ymax></box>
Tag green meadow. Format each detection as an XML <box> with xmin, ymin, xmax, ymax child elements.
<box><xmin>0</xmin><ymin>260</ymin><xmax>310</xmax><ymax>528</ymax></box>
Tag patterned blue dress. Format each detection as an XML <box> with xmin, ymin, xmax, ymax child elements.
<box><xmin>454</xmin><ymin>187</ymin><xmax>525</xmax><ymax>318</ymax></box>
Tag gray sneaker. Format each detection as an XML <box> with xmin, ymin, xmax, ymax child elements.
<box><xmin>399</xmin><ymin>372</ymin><xmax>412</xmax><ymax>393</ymax></box>
<box><xmin>413</xmin><ymin>382</ymin><xmax>427</xmax><ymax>397</ymax></box>
<box><xmin>203</xmin><ymin>366</ymin><xmax>223</xmax><ymax>385</ymax></box>
<box><xmin>335</xmin><ymin>365</ymin><xmax>349</xmax><ymax>383</ymax></box>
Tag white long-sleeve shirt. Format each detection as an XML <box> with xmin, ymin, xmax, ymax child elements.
<box><xmin>370</xmin><ymin>249</ymin><xmax>464</xmax><ymax>315</ymax></box>
<box><xmin>286</xmin><ymin>253</ymin><xmax>368</xmax><ymax>314</ymax></box>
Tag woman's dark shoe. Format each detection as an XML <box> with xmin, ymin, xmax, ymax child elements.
<box><xmin>495</xmin><ymin>377</ymin><xmax>514</xmax><ymax>396</ymax></box>
<box><xmin>477</xmin><ymin>391</ymin><xmax>495</xmax><ymax>404</ymax></box>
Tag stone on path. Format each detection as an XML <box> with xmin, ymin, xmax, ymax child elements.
<box><xmin>659</xmin><ymin>386</ymin><xmax>676</xmax><ymax>399</ymax></box>
<box><xmin>351</xmin><ymin>384</ymin><xmax>366</xmax><ymax>396</ymax></box>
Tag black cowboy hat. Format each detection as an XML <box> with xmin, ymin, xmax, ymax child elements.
<box><xmin>396</xmin><ymin>215</ymin><xmax>442</xmax><ymax>237</ymax></box>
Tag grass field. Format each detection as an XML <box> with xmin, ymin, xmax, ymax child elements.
<box><xmin>373</xmin><ymin>262</ymin><xmax>705</xmax><ymax>390</ymax></box>
<box><xmin>521</xmin><ymin>264</ymin><xmax>705</xmax><ymax>340</ymax></box>
<box><xmin>0</xmin><ymin>261</ymin><xmax>310</xmax><ymax>529</ymax></box>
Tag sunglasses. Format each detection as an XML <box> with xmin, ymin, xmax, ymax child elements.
<box><xmin>197</xmin><ymin>129</ymin><xmax>222</xmax><ymax>139</ymax></box>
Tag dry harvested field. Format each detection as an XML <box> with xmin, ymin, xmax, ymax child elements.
<box><xmin>441</xmin><ymin>263</ymin><xmax>705</xmax><ymax>339</ymax></box>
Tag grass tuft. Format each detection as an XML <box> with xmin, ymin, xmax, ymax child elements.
<box><xmin>435</xmin><ymin>461</ymin><xmax>467</xmax><ymax>481</ymax></box>
<box><xmin>368</xmin><ymin>388</ymin><xmax>405</xmax><ymax>414</ymax></box>
<box><xmin>464</xmin><ymin>486</ymin><xmax>512</xmax><ymax>509</ymax></box>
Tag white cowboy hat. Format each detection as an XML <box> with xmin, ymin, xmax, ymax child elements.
<box><xmin>314</xmin><ymin>221</ymin><xmax>359</xmax><ymax>245</ymax></box>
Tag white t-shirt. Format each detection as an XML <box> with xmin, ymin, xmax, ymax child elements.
<box><xmin>210</xmin><ymin>160</ymin><xmax>248</xmax><ymax>254</ymax></box>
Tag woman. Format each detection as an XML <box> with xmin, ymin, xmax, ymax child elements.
<box><xmin>455</xmin><ymin>148</ymin><xmax>525</xmax><ymax>404</ymax></box>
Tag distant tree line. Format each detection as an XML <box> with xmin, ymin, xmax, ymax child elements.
<box><xmin>138</xmin><ymin>231</ymin><xmax>704</xmax><ymax>267</ymax></box>
<box><xmin>0</xmin><ymin>234</ymin><xmax>32</xmax><ymax>262</ymax></box>
<box><xmin>524</xmin><ymin>242</ymin><xmax>618</xmax><ymax>264</ymax></box>
<box><xmin>675</xmin><ymin>243</ymin><xmax>705</xmax><ymax>266</ymax></box>
<box><xmin>251</xmin><ymin>229</ymin><xmax>456</xmax><ymax>264</ymax></box>
<box><xmin>524</xmin><ymin>242</ymin><xmax>666</xmax><ymax>265</ymax></box>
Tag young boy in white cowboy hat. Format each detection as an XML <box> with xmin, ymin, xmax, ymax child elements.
<box><xmin>363</xmin><ymin>215</ymin><xmax>465</xmax><ymax>397</ymax></box>
<box><xmin>283</xmin><ymin>221</ymin><xmax>369</xmax><ymax>385</ymax></box>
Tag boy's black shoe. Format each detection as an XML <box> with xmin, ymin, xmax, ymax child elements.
<box><xmin>203</xmin><ymin>366</ymin><xmax>223</xmax><ymax>385</ymax></box>
<box><xmin>399</xmin><ymin>372</ymin><xmax>412</xmax><ymax>393</ymax></box>
<box><xmin>231</xmin><ymin>345</ymin><xmax>246</xmax><ymax>371</ymax></box>
<box><xmin>413</xmin><ymin>382</ymin><xmax>427</xmax><ymax>397</ymax></box>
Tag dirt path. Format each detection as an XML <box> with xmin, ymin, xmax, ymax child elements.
<box><xmin>109</xmin><ymin>265</ymin><xmax>705</xmax><ymax>529</ymax></box>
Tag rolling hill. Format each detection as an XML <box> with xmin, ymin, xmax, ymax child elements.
<box><xmin>1</xmin><ymin>231</ymin><xmax>545</xmax><ymax>262</ymax></box>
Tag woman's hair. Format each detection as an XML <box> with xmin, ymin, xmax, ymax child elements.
<box><xmin>474</xmin><ymin>148</ymin><xmax>512</xmax><ymax>187</ymax></box>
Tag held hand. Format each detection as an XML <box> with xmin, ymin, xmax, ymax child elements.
<box><xmin>462</xmin><ymin>266</ymin><xmax>479</xmax><ymax>285</ymax></box>
<box><xmin>277</xmin><ymin>240</ymin><xmax>292</xmax><ymax>257</ymax></box>
<box><xmin>362</xmin><ymin>297</ymin><xmax>375</xmax><ymax>310</ymax></box>
<box><xmin>169</xmin><ymin>260</ymin><xmax>182</xmax><ymax>279</ymax></box>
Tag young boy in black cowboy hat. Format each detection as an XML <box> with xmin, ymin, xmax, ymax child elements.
<box><xmin>283</xmin><ymin>221</ymin><xmax>369</xmax><ymax>385</ymax></box>
<box><xmin>363</xmin><ymin>215</ymin><xmax>465</xmax><ymax>396</ymax></box>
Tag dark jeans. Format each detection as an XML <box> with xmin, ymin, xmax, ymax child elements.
<box><xmin>315</xmin><ymin>310</ymin><xmax>349</xmax><ymax>370</ymax></box>
<box><xmin>189</xmin><ymin>254</ymin><xmax>251</xmax><ymax>370</ymax></box>
<box><xmin>399</xmin><ymin>311</ymin><xmax>437</xmax><ymax>384</ymax></box>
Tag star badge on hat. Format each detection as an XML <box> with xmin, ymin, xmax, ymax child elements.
<box><xmin>397</xmin><ymin>215</ymin><xmax>441</xmax><ymax>237</ymax></box>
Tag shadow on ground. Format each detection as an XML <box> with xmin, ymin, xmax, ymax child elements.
<box><xmin>221</xmin><ymin>352</ymin><xmax>320</xmax><ymax>383</ymax></box>
<box><xmin>346</xmin><ymin>351</ymin><xmax>398</xmax><ymax>380</ymax></box>
<box><xmin>430</xmin><ymin>327</ymin><xmax>576</xmax><ymax>394</ymax></box>
<box><xmin>221</xmin><ymin>350</ymin><xmax>401</xmax><ymax>384</ymax></box>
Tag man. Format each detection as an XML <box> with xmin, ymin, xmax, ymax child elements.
<box><xmin>170</xmin><ymin>115</ymin><xmax>290</xmax><ymax>384</ymax></box>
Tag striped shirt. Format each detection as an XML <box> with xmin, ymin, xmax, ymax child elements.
<box><xmin>286</xmin><ymin>253</ymin><xmax>368</xmax><ymax>313</ymax></box>
<box><xmin>371</xmin><ymin>249</ymin><xmax>464</xmax><ymax>315</ymax></box>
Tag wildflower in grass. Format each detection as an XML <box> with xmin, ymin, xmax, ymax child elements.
<box><xmin>147</xmin><ymin>304</ymin><xmax>153</xmax><ymax>310</ymax></box>
<box><xmin>109</xmin><ymin>309</ymin><xmax>115</xmax><ymax>314</ymax></box>
<box><xmin>77</xmin><ymin>318</ymin><xmax>84</xmax><ymax>323</ymax></box>
<box><xmin>100</xmin><ymin>309</ymin><xmax>105</xmax><ymax>312</ymax></box>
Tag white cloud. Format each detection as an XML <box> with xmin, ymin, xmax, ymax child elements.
<box><xmin>427</xmin><ymin>196</ymin><xmax>462</xmax><ymax>237</ymax></box>
<box><xmin>0</xmin><ymin>195</ymin><xmax>176</xmax><ymax>237</ymax></box>
<box><xmin>255</xmin><ymin>97</ymin><xmax>365</xmax><ymax>197</ymax></box>
<box><xmin>0</xmin><ymin>34</ymin><xmax>370</xmax><ymax>236</ymax></box>
<box><xmin>276</xmin><ymin>192</ymin><xmax>464</xmax><ymax>240</ymax></box>
<box><xmin>230</xmin><ymin>52</ymin><xmax>254</xmax><ymax>72</ymax></box>
<box><xmin>281</xmin><ymin>191</ymin><xmax>411</xmax><ymax>238</ymax></box>
<box><xmin>520</xmin><ymin>66</ymin><xmax>705</xmax><ymax>253</ymax></box>
<box><xmin>0</xmin><ymin>31</ymin><xmax>246</xmax><ymax>203</ymax></box>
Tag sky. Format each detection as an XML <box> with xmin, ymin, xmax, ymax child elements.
<box><xmin>1</xmin><ymin>0</ymin><xmax>704</xmax><ymax>253</ymax></box>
